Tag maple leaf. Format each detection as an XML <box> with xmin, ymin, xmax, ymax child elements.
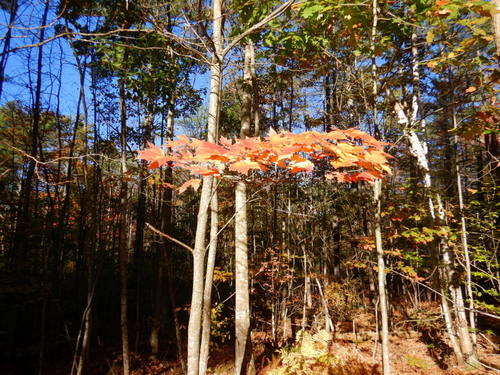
<box><xmin>137</xmin><ymin>142</ymin><xmax>163</xmax><ymax>159</ymax></box>
<box><xmin>363</xmin><ymin>150</ymin><xmax>392</xmax><ymax>165</ymax></box>
<box><xmin>207</xmin><ymin>154</ymin><xmax>230</xmax><ymax>162</ymax></box>
<box><xmin>323</xmin><ymin>131</ymin><xmax>348</xmax><ymax>141</ymax></box>
<box><xmin>138</xmin><ymin>129</ymin><xmax>392</xmax><ymax>182</ymax></box>
<box><xmin>137</xmin><ymin>142</ymin><xmax>175</xmax><ymax>168</ymax></box>
<box><xmin>288</xmin><ymin>155</ymin><xmax>314</xmax><ymax>173</ymax></box>
<box><xmin>229</xmin><ymin>160</ymin><xmax>263</xmax><ymax>175</ymax></box>
<box><xmin>325</xmin><ymin>172</ymin><xmax>348</xmax><ymax>182</ymax></box>
<box><xmin>349</xmin><ymin>172</ymin><xmax>376</xmax><ymax>183</ymax></box>
<box><xmin>186</xmin><ymin>165</ymin><xmax>221</xmax><ymax>176</ymax></box>
<box><xmin>193</xmin><ymin>140</ymin><xmax>228</xmax><ymax>159</ymax></box>
<box><xmin>178</xmin><ymin>179</ymin><xmax>201</xmax><ymax>194</ymax></box>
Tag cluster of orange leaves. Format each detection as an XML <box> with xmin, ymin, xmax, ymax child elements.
<box><xmin>137</xmin><ymin>128</ymin><xmax>392</xmax><ymax>193</ymax></box>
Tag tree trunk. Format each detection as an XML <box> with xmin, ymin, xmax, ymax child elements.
<box><xmin>11</xmin><ymin>0</ymin><xmax>49</xmax><ymax>272</ymax></box>
<box><xmin>391</xmin><ymin>32</ymin><xmax>478</xmax><ymax>366</ymax></box>
<box><xmin>0</xmin><ymin>0</ymin><xmax>17</xmax><ymax>100</ymax></box>
<box><xmin>187</xmin><ymin>179</ymin><xmax>213</xmax><ymax>375</ymax></box>
<box><xmin>187</xmin><ymin>0</ymin><xmax>223</xmax><ymax>373</ymax></box>
<box><xmin>450</xmin><ymin>85</ymin><xmax>476</xmax><ymax>346</ymax></box>
<box><xmin>374</xmin><ymin>180</ymin><xmax>390</xmax><ymax>375</ymax></box>
<box><xmin>491</xmin><ymin>0</ymin><xmax>500</xmax><ymax>59</ymax></box>
<box><xmin>371</xmin><ymin>2</ymin><xmax>390</xmax><ymax>373</ymax></box>
<box><xmin>234</xmin><ymin>41</ymin><xmax>256</xmax><ymax>375</ymax></box>
<box><xmin>119</xmin><ymin>77</ymin><xmax>130</xmax><ymax>375</ymax></box>
<box><xmin>135</xmin><ymin>108</ymin><xmax>153</xmax><ymax>352</ymax></box>
<box><xmin>199</xmin><ymin>181</ymin><xmax>219</xmax><ymax>375</ymax></box>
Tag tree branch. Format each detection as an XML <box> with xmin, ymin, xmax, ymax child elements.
<box><xmin>222</xmin><ymin>0</ymin><xmax>296</xmax><ymax>57</ymax></box>
<box><xmin>146</xmin><ymin>222</ymin><xmax>194</xmax><ymax>253</ymax></box>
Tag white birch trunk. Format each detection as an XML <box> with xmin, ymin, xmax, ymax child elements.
<box><xmin>391</xmin><ymin>31</ymin><xmax>478</xmax><ymax>367</ymax></box>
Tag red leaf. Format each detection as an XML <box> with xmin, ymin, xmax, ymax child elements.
<box><xmin>349</xmin><ymin>172</ymin><xmax>376</xmax><ymax>183</ymax></box>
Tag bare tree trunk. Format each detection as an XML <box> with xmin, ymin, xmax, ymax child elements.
<box><xmin>149</xmin><ymin>111</ymin><xmax>162</xmax><ymax>359</ymax></box>
<box><xmin>11</xmin><ymin>0</ymin><xmax>49</xmax><ymax>271</ymax></box>
<box><xmin>374</xmin><ymin>180</ymin><xmax>390</xmax><ymax>375</ymax></box>
<box><xmin>187</xmin><ymin>179</ymin><xmax>212</xmax><ymax>375</ymax></box>
<box><xmin>315</xmin><ymin>277</ymin><xmax>334</xmax><ymax>332</ymax></box>
<box><xmin>199</xmin><ymin>182</ymin><xmax>218</xmax><ymax>375</ymax></box>
<box><xmin>451</xmin><ymin>91</ymin><xmax>476</xmax><ymax>347</ymax></box>
<box><xmin>235</xmin><ymin>180</ymin><xmax>252</xmax><ymax>375</ymax></box>
<box><xmin>119</xmin><ymin>78</ymin><xmax>130</xmax><ymax>375</ymax></box>
<box><xmin>187</xmin><ymin>0</ymin><xmax>222</xmax><ymax>373</ymax></box>
<box><xmin>234</xmin><ymin>41</ymin><xmax>256</xmax><ymax>375</ymax></box>
<box><xmin>391</xmin><ymin>32</ymin><xmax>478</xmax><ymax>367</ymax></box>
<box><xmin>370</xmin><ymin>2</ymin><xmax>390</xmax><ymax>373</ymax></box>
<box><xmin>0</xmin><ymin>0</ymin><xmax>17</xmax><ymax>100</ymax></box>
<box><xmin>135</xmin><ymin>108</ymin><xmax>153</xmax><ymax>352</ymax></box>
<box><xmin>491</xmin><ymin>0</ymin><xmax>500</xmax><ymax>59</ymax></box>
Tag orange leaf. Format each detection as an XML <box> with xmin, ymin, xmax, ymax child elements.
<box><xmin>464</xmin><ymin>86</ymin><xmax>477</xmax><ymax>93</ymax></box>
<box><xmin>325</xmin><ymin>172</ymin><xmax>348</xmax><ymax>182</ymax></box>
<box><xmin>229</xmin><ymin>160</ymin><xmax>263</xmax><ymax>175</ymax></box>
<box><xmin>289</xmin><ymin>159</ymin><xmax>314</xmax><ymax>174</ymax></box>
<box><xmin>363</xmin><ymin>150</ymin><xmax>392</xmax><ymax>165</ymax></box>
<box><xmin>350</xmin><ymin>172</ymin><xmax>376</xmax><ymax>183</ymax></box>
<box><xmin>177</xmin><ymin>179</ymin><xmax>201</xmax><ymax>194</ymax></box>
<box><xmin>186</xmin><ymin>165</ymin><xmax>220</xmax><ymax>176</ymax></box>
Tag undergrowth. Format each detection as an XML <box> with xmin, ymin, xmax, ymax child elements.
<box><xmin>264</xmin><ymin>330</ymin><xmax>380</xmax><ymax>375</ymax></box>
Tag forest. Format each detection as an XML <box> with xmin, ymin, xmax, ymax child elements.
<box><xmin>0</xmin><ymin>0</ymin><xmax>499</xmax><ymax>374</ymax></box>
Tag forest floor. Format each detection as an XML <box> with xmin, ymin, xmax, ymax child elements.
<box><xmin>123</xmin><ymin>302</ymin><xmax>499</xmax><ymax>375</ymax></box>
<box><xmin>30</xmin><ymin>301</ymin><xmax>498</xmax><ymax>375</ymax></box>
<box><xmin>133</xmin><ymin>330</ymin><xmax>498</xmax><ymax>375</ymax></box>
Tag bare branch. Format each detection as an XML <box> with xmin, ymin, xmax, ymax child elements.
<box><xmin>222</xmin><ymin>0</ymin><xmax>296</xmax><ymax>57</ymax></box>
<box><xmin>146</xmin><ymin>222</ymin><xmax>194</xmax><ymax>253</ymax></box>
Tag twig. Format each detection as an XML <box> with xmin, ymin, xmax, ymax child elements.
<box><xmin>146</xmin><ymin>222</ymin><xmax>194</xmax><ymax>253</ymax></box>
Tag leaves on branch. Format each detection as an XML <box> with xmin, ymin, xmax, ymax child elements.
<box><xmin>137</xmin><ymin>129</ymin><xmax>392</xmax><ymax>193</ymax></box>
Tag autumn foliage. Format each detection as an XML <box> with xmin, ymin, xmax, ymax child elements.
<box><xmin>138</xmin><ymin>128</ymin><xmax>392</xmax><ymax>192</ymax></box>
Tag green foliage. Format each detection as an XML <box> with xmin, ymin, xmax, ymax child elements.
<box><xmin>210</xmin><ymin>303</ymin><xmax>232</xmax><ymax>348</ymax></box>
<box><xmin>405</xmin><ymin>355</ymin><xmax>428</xmax><ymax>369</ymax></box>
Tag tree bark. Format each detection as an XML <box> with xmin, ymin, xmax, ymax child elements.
<box><xmin>0</xmin><ymin>0</ymin><xmax>17</xmax><ymax>100</ymax></box>
<box><xmin>491</xmin><ymin>0</ymin><xmax>500</xmax><ymax>59</ymax></box>
<box><xmin>11</xmin><ymin>0</ymin><xmax>49</xmax><ymax>272</ymax></box>
<box><xmin>391</xmin><ymin>31</ymin><xmax>478</xmax><ymax>367</ymax></box>
<box><xmin>371</xmin><ymin>2</ymin><xmax>390</xmax><ymax>373</ymax></box>
<box><xmin>187</xmin><ymin>0</ymin><xmax>223</xmax><ymax>373</ymax></box>
<box><xmin>235</xmin><ymin>180</ymin><xmax>253</xmax><ymax>375</ymax></box>
<box><xmin>199</xmin><ymin>181</ymin><xmax>218</xmax><ymax>375</ymax></box>
<box><xmin>119</xmin><ymin>77</ymin><xmax>130</xmax><ymax>375</ymax></box>
<box><xmin>374</xmin><ymin>180</ymin><xmax>390</xmax><ymax>375</ymax></box>
<box><xmin>234</xmin><ymin>41</ymin><xmax>256</xmax><ymax>375</ymax></box>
